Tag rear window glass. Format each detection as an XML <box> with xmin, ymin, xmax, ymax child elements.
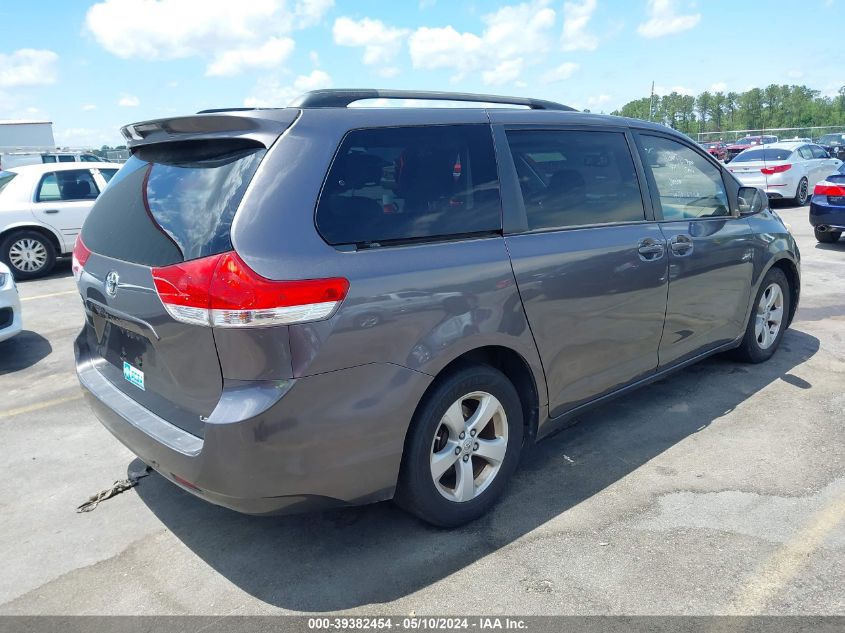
<box><xmin>81</xmin><ymin>140</ymin><xmax>266</xmax><ymax>267</ymax></box>
<box><xmin>316</xmin><ymin>125</ymin><xmax>501</xmax><ymax>246</ymax></box>
<box><xmin>0</xmin><ymin>171</ymin><xmax>16</xmax><ymax>196</ymax></box>
<box><xmin>731</xmin><ymin>148</ymin><xmax>793</xmax><ymax>162</ymax></box>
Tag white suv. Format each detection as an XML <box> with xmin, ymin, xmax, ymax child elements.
<box><xmin>0</xmin><ymin>162</ymin><xmax>121</xmax><ymax>279</ymax></box>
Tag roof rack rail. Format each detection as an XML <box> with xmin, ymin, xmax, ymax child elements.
<box><xmin>196</xmin><ymin>107</ymin><xmax>264</xmax><ymax>114</ymax></box>
<box><xmin>289</xmin><ymin>89</ymin><xmax>575</xmax><ymax>111</ymax></box>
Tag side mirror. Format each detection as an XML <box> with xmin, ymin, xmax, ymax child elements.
<box><xmin>737</xmin><ymin>186</ymin><xmax>768</xmax><ymax>216</ymax></box>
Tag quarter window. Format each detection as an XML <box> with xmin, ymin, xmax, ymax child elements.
<box><xmin>316</xmin><ymin>125</ymin><xmax>501</xmax><ymax>246</ymax></box>
<box><xmin>638</xmin><ymin>135</ymin><xmax>729</xmax><ymax>220</ymax></box>
<box><xmin>36</xmin><ymin>170</ymin><xmax>100</xmax><ymax>202</ymax></box>
<box><xmin>506</xmin><ymin>129</ymin><xmax>646</xmax><ymax>230</ymax></box>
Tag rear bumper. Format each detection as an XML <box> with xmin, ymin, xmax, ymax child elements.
<box><xmin>809</xmin><ymin>198</ymin><xmax>845</xmax><ymax>230</ymax></box>
<box><xmin>76</xmin><ymin>333</ymin><xmax>432</xmax><ymax>514</ymax></box>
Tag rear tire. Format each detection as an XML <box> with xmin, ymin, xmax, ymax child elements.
<box><xmin>792</xmin><ymin>177</ymin><xmax>809</xmax><ymax>206</ymax></box>
<box><xmin>815</xmin><ymin>228</ymin><xmax>841</xmax><ymax>243</ymax></box>
<box><xmin>394</xmin><ymin>365</ymin><xmax>523</xmax><ymax>527</ymax></box>
<box><xmin>732</xmin><ymin>267</ymin><xmax>791</xmax><ymax>363</ymax></box>
<box><xmin>1</xmin><ymin>230</ymin><xmax>56</xmax><ymax>280</ymax></box>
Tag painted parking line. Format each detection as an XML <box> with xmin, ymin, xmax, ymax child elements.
<box><xmin>0</xmin><ymin>394</ymin><xmax>82</xmax><ymax>419</ymax></box>
<box><xmin>728</xmin><ymin>487</ymin><xmax>845</xmax><ymax>614</ymax></box>
<box><xmin>20</xmin><ymin>290</ymin><xmax>77</xmax><ymax>302</ymax></box>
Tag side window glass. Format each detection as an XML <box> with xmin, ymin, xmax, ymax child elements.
<box><xmin>316</xmin><ymin>125</ymin><xmax>501</xmax><ymax>245</ymax></box>
<box><xmin>810</xmin><ymin>145</ymin><xmax>828</xmax><ymax>159</ymax></box>
<box><xmin>38</xmin><ymin>170</ymin><xmax>100</xmax><ymax>202</ymax></box>
<box><xmin>639</xmin><ymin>135</ymin><xmax>729</xmax><ymax>220</ymax></box>
<box><xmin>41</xmin><ymin>155</ymin><xmax>57</xmax><ymax>163</ymax></box>
<box><xmin>505</xmin><ymin>129</ymin><xmax>646</xmax><ymax>230</ymax></box>
<box><xmin>36</xmin><ymin>173</ymin><xmax>61</xmax><ymax>201</ymax></box>
<box><xmin>57</xmin><ymin>155</ymin><xmax>75</xmax><ymax>163</ymax></box>
<box><xmin>798</xmin><ymin>146</ymin><xmax>813</xmax><ymax>160</ymax></box>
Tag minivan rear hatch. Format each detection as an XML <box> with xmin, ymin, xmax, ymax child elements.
<box><xmin>76</xmin><ymin>118</ymin><xmax>289</xmax><ymax>438</ymax></box>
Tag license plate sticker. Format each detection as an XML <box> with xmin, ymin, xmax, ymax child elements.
<box><xmin>123</xmin><ymin>361</ymin><xmax>145</xmax><ymax>391</ymax></box>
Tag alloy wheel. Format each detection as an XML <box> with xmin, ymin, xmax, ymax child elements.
<box><xmin>429</xmin><ymin>391</ymin><xmax>508</xmax><ymax>503</ymax></box>
<box><xmin>755</xmin><ymin>283</ymin><xmax>784</xmax><ymax>350</ymax></box>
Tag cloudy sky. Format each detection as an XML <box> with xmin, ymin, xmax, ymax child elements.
<box><xmin>0</xmin><ymin>0</ymin><xmax>839</xmax><ymax>148</ymax></box>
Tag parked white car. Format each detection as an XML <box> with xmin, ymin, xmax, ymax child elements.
<box><xmin>0</xmin><ymin>162</ymin><xmax>121</xmax><ymax>279</ymax></box>
<box><xmin>727</xmin><ymin>142</ymin><xmax>842</xmax><ymax>205</ymax></box>
<box><xmin>0</xmin><ymin>262</ymin><xmax>22</xmax><ymax>342</ymax></box>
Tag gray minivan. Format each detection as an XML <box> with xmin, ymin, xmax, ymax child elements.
<box><xmin>74</xmin><ymin>90</ymin><xmax>800</xmax><ymax>527</ymax></box>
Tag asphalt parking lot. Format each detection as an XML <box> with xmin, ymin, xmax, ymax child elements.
<box><xmin>0</xmin><ymin>204</ymin><xmax>843</xmax><ymax>616</ymax></box>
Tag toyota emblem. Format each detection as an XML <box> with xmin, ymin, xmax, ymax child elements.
<box><xmin>105</xmin><ymin>271</ymin><xmax>119</xmax><ymax>297</ymax></box>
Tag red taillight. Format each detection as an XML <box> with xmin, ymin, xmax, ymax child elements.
<box><xmin>760</xmin><ymin>164</ymin><xmax>792</xmax><ymax>175</ymax></box>
<box><xmin>71</xmin><ymin>236</ymin><xmax>91</xmax><ymax>282</ymax></box>
<box><xmin>814</xmin><ymin>181</ymin><xmax>845</xmax><ymax>197</ymax></box>
<box><xmin>152</xmin><ymin>251</ymin><xmax>349</xmax><ymax>328</ymax></box>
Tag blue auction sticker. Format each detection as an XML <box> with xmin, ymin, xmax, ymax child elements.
<box><xmin>123</xmin><ymin>361</ymin><xmax>145</xmax><ymax>391</ymax></box>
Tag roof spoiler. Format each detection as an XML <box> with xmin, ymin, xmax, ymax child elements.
<box><xmin>119</xmin><ymin>111</ymin><xmax>297</xmax><ymax>149</ymax></box>
<box><xmin>289</xmin><ymin>89</ymin><xmax>576</xmax><ymax>111</ymax></box>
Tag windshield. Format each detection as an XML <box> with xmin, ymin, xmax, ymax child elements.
<box><xmin>0</xmin><ymin>170</ymin><xmax>17</xmax><ymax>197</ymax></box>
<box><xmin>731</xmin><ymin>148</ymin><xmax>794</xmax><ymax>162</ymax></box>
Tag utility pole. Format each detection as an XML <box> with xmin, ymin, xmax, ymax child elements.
<box><xmin>649</xmin><ymin>81</ymin><xmax>655</xmax><ymax>122</ymax></box>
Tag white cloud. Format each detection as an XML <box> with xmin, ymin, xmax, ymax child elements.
<box><xmin>293</xmin><ymin>0</ymin><xmax>334</xmax><ymax>28</ymax></box>
<box><xmin>86</xmin><ymin>0</ymin><xmax>332</xmax><ymax>75</ymax></box>
<box><xmin>787</xmin><ymin>69</ymin><xmax>803</xmax><ymax>80</ymax></box>
<box><xmin>244</xmin><ymin>69</ymin><xmax>331</xmax><ymax>108</ymax></box>
<box><xmin>709</xmin><ymin>82</ymin><xmax>727</xmax><ymax>93</ymax></box>
<box><xmin>637</xmin><ymin>0</ymin><xmax>700</xmax><ymax>38</ymax></box>
<box><xmin>408</xmin><ymin>0</ymin><xmax>555</xmax><ymax>85</ymax></box>
<box><xmin>118</xmin><ymin>94</ymin><xmax>140</xmax><ymax>107</ymax></box>
<box><xmin>82</xmin><ymin>104</ymin><xmax>97</xmax><ymax>111</ymax></box>
<box><xmin>542</xmin><ymin>62</ymin><xmax>579</xmax><ymax>83</ymax></box>
<box><xmin>0</xmin><ymin>49</ymin><xmax>59</xmax><ymax>87</ymax></box>
<box><xmin>55</xmin><ymin>127</ymin><xmax>120</xmax><ymax>148</ymax></box>
<box><xmin>587</xmin><ymin>94</ymin><xmax>611</xmax><ymax>108</ymax></box>
<box><xmin>482</xmin><ymin>59</ymin><xmax>524</xmax><ymax>86</ymax></box>
<box><xmin>206</xmin><ymin>37</ymin><xmax>295</xmax><ymax>76</ymax></box>
<box><xmin>561</xmin><ymin>0</ymin><xmax>598</xmax><ymax>51</ymax></box>
<box><xmin>654</xmin><ymin>84</ymin><xmax>694</xmax><ymax>96</ymax></box>
<box><xmin>309</xmin><ymin>50</ymin><xmax>320</xmax><ymax>66</ymax></box>
<box><xmin>378</xmin><ymin>67</ymin><xmax>401</xmax><ymax>78</ymax></box>
<box><xmin>332</xmin><ymin>17</ymin><xmax>409</xmax><ymax>65</ymax></box>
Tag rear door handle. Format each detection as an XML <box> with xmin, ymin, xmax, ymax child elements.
<box><xmin>44</xmin><ymin>209</ymin><xmax>60</xmax><ymax>214</ymax></box>
<box><xmin>669</xmin><ymin>234</ymin><xmax>694</xmax><ymax>256</ymax></box>
<box><xmin>637</xmin><ymin>238</ymin><xmax>665</xmax><ymax>261</ymax></box>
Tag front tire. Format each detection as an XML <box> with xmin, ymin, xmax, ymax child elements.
<box><xmin>815</xmin><ymin>228</ymin><xmax>841</xmax><ymax>243</ymax></box>
<box><xmin>394</xmin><ymin>365</ymin><xmax>523</xmax><ymax>527</ymax></box>
<box><xmin>732</xmin><ymin>267</ymin><xmax>791</xmax><ymax>363</ymax></box>
<box><xmin>1</xmin><ymin>230</ymin><xmax>56</xmax><ymax>280</ymax></box>
<box><xmin>792</xmin><ymin>177</ymin><xmax>809</xmax><ymax>206</ymax></box>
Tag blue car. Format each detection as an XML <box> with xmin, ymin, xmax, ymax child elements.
<box><xmin>810</xmin><ymin>162</ymin><xmax>845</xmax><ymax>243</ymax></box>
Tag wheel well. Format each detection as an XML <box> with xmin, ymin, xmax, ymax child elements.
<box><xmin>771</xmin><ymin>258</ymin><xmax>799</xmax><ymax>326</ymax></box>
<box><xmin>428</xmin><ymin>346</ymin><xmax>540</xmax><ymax>442</ymax></box>
<box><xmin>0</xmin><ymin>226</ymin><xmax>62</xmax><ymax>255</ymax></box>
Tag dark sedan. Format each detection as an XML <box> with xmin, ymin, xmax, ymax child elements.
<box><xmin>810</xmin><ymin>162</ymin><xmax>845</xmax><ymax>243</ymax></box>
<box><xmin>817</xmin><ymin>133</ymin><xmax>845</xmax><ymax>162</ymax></box>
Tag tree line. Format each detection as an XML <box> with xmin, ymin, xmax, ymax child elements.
<box><xmin>610</xmin><ymin>84</ymin><xmax>845</xmax><ymax>137</ymax></box>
